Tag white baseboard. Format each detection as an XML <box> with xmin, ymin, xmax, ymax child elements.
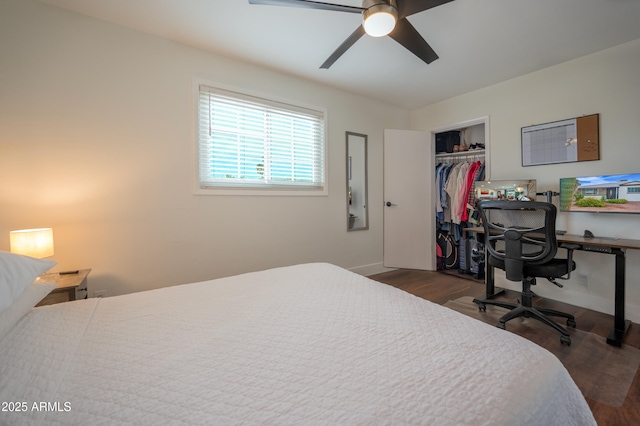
<box><xmin>495</xmin><ymin>277</ymin><xmax>640</xmax><ymax>324</ymax></box>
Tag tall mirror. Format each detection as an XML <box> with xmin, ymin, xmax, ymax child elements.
<box><xmin>346</xmin><ymin>132</ymin><xmax>368</xmax><ymax>231</ymax></box>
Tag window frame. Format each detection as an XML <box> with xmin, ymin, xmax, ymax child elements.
<box><xmin>193</xmin><ymin>79</ymin><xmax>328</xmax><ymax>196</ymax></box>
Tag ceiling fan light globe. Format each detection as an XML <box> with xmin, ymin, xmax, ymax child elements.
<box><xmin>363</xmin><ymin>11</ymin><xmax>396</xmax><ymax>37</ymax></box>
<box><xmin>362</xmin><ymin>0</ymin><xmax>398</xmax><ymax>37</ymax></box>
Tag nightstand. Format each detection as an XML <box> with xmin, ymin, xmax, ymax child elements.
<box><xmin>35</xmin><ymin>269</ymin><xmax>91</xmax><ymax>306</ymax></box>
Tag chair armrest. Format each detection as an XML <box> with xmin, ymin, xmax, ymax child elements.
<box><xmin>560</xmin><ymin>243</ymin><xmax>580</xmax><ymax>279</ymax></box>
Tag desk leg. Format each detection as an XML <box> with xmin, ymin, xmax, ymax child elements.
<box><xmin>484</xmin><ymin>264</ymin><xmax>505</xmax><ymax>299</ymax></box>
<box><xmin>473</xmin><ymin>233</ymin><xmax>504</xmax><ymax>299</ymax></box>
<box><xmin>607</xmin><ymin>249</ymin><xmax>631</xmax><ymax>347</ymax></box>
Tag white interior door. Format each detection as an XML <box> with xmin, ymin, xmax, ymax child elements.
<box><xmin>383</xmin><ymin>129</ymin><xmax>435</xmax><ymax>270</ymax></box>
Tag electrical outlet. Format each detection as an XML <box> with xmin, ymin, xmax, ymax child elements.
<box><xmin>94</xmin><ymin>290</ymin><xmax>107</xmax><ymax>298</ymax></box>
<box><xmin>577</xmin><ymin>274</ymin><xmax>588</xmax><ymax>289</ymax></box>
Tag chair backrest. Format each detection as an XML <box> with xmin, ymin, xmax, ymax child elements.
<box><xmin>477</xmin><ymin>200</ymin><xmax>558</xmax><ymax>282</ymax></box>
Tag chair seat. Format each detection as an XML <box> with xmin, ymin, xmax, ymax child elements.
<box><xmin>488</xmin><ymin>256</ymin><xmax>576</xmax><ymax>279</ymax></box>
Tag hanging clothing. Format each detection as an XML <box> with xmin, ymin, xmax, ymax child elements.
<box><xmin>436</xmin><ymin>158</ymin><xmax>485</xmax><ymax>232</ymax></box>
<box><xmin>459</xmin><ymin>161</ymin><xmax>482</xmax><ymax>223</ymax></box>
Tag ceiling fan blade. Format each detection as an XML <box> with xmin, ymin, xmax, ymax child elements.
<box><xmin>320</xmin><ymin>25</ymin><xmax>366</xmax><ymax>69</ymax></box>
<box><xmin>248</xmin><ymin>0</ymin><xmax>363</xmax><ymax>14</ymax></box>
<box><xmin>397</xmin><ymin>0</ymin><xmax>454</xmax><ymax>19</ymax></box>
<box><xmin>387</xmin><ymin>18</ymin><xmax>438</xmax><ymax>64</ymax></box>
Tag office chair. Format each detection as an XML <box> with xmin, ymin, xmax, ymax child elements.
<box><xmin>472</xmin><ymin>201</ymin><xmax>577</xmax><ymax>345</ymax></box>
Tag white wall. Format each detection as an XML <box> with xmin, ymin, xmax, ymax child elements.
<box><xmin>0</xmin><ymin>0</ymin><xmax>409</xmax><ymax>297</ymax></box>
<box><xmin>411</xmin><ymin>38</ymin><xmax>640</xmax><ymax>321</ymax></box>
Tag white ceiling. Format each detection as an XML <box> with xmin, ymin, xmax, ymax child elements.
<box><xmin>40</xmin><ymin>0</ymin><xmax>640</xmax><ymax>109</ymax></box>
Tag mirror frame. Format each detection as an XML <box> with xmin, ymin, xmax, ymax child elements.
<box><xmin>346</xmin><ymin>132</ymin><xmax>369</xmax><ymax>231</ymax></box>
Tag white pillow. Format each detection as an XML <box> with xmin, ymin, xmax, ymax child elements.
<box><xmin>0</xmin><ymin>251</ymin><xmax>56</xmax><ymax>313</ymax></box>
<box><xmin>0</xmin><ymin>281</ymin><xmax>56</xmax><ymax>341</ymax></box>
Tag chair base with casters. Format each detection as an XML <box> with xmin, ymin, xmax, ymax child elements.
<box><xmin>473</xmin><ymin>276</ymin><xmax>576</xmax><ymax>345</ymax></box>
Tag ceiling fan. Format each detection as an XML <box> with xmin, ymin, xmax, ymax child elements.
<box><xmin>248</xmin><ymin>0</ymin><xmax>454</xmax><ymax>69</ymax></box>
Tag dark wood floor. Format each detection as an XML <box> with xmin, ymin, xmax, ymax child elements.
<box><xmin>369</xmin><ymin>269</ymin><xmax>640</xmax><ymax>426</ymax></box>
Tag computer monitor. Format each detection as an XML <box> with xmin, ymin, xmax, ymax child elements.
<box><xmin>474</xmin><ymin>179</ymin><xmax>537</xmax><ymax>202</ymax></box>
<box><xmin>559</xmin><ymin>173</ymin><xmax>640</xmax><ymax>214</ymax></box>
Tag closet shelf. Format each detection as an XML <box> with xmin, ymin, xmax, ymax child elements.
<box><xmin>435</xmin><ymin>149</ymin><xmax>485</xmax><ymax>159</ymax></box>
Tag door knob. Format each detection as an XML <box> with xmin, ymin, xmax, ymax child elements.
<box><xmin>385</xmin><ymin>201</ymin><xmax>397</xmax><ymax>207</ymax></box>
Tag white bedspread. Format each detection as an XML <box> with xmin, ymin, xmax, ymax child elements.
<box><xmin>1</xmin><ymin>263</ymin><xmax>595</xmax><ymax>425</ymax></box>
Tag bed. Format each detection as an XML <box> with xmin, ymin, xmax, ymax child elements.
<box><xmin>1</xmin><ymin>258</ymin><xmax>595</xmax><ymax>425</ymax></box>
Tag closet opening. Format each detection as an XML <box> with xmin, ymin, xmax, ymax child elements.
<box><xmin>433</xmin><ymin>116</ymin><xmax>489</xmax><ymax>283</ymax></box>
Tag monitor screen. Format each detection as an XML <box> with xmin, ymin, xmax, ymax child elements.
<box><xmin>474</xmin><ymin>179</ymin><xmax>537</xmax><ymax>202</ymax></box>
<box><xmin>559</xmin><ymin>173</ymin><xmax>640</xmax><ymax>214</ymax></box>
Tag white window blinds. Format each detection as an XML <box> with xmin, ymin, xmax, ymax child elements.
<box><xmin>197</xmin><ymin>84</ymin><xmax>326</xmax><ymax>193</ymax></box>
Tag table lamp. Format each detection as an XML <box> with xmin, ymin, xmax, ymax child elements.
<box><xmin>10</xmin><ymin>228</ymin><xmax>55</xmax><ymax>258</ymax></box>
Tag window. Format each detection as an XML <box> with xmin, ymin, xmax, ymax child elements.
<box><xmin>628</xmin><ymin>187</ymin><xmax>640</xmax><ymax>194</ymax></box>
<box><xmin>196</xmin><ymin>82</ymin><xmax>327</xmax><ymax>195</ymax></box>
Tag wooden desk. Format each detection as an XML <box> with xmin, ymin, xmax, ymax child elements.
<box><xmin>466</xmin><ymin>226</ymin><xmax>640</xmax><ymax>347</ymax></box>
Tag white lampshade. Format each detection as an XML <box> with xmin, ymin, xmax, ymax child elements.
<box><xmin>10</xmin><ymin>228</ymin><xmax>55</xmax><ymax>258</ymax></box>
<box><xmin>363</xmin><ymin>1</ymin><xmax>398</xmax><ymax>37</ymax></box>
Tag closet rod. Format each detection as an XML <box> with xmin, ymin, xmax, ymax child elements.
<box><xmin>436</xmin><ymin>151</ymin><xmax>485</xmax><ymax>162</ymax></box>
